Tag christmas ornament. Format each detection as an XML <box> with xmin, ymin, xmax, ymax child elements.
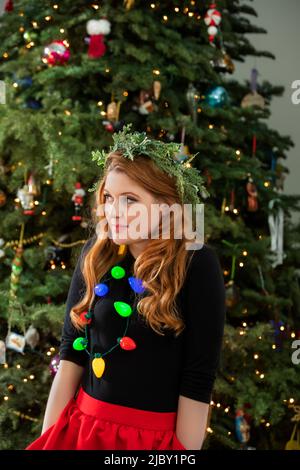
<box><xmin>102</xmin><ymin>119</ymin><xmax>125</xmax><ymax>133</ymax></box>
<box><xmin>204</xmin><ymin>3</ymin><xmax>222</xmax><ymax>45</ymax></box>
<box><xmin>72</xmin><ymin>182</ymin><xmax>86</xmax><ymax>221</ymax></box>
<box><xmin>24</xmin><ymin>325</ymin><xmax>40</xmax><ymax>349</ymax></box>
<box><xmin>268</xmin><ymin>196</ymin><xmax>285</xmax><ymax>268</ymax></box>
<box><xmin>43</xmin><ymin>40</ymin><xmax>70</xmax><ymax>66</ymax></box>
<box><xmin>204</xmin><ymin>85</ymin><xmax>229</xmax><ymax>108</ymax></box>
<box><xmin>186</xmin><ymin>83</ymin><xmax>199</xmax><ymax>123</ymax></box>
<box><xmin>138</xmin><ymin>89</ymin><xmax>154</xmax><ymax>115</ymax></box>
<box><xmin>225</xmin><ymin>279</ymin><xmax>240</xmax><ymax>308</ymax></box>
<box><xmin>0</xmin><ymin>340</ymin><xmax>6</xmax><ymax>364</ymax></box>
<box><xmin>211</xmin><ymin>48</ymin><xmax>235</xmax><ymax>74</ymax></box>
<box><xmin>175</xmin><ymin>127</ymin><xmax>190</xmax><ymax>163</ymax></box>
<box><xmin>235</xmin><ymin>409</ymin><xmax>250</xmax><ymax>444</ymax></box>
<box><xmin>246</xmin><ymin>177</ymin><xmax>258</xmax><ymax>212</ymax></box>
<box><xmin>17</xmin><ymin>184</ymin><xmax>35</xmax><ymax>215</ymax></box>
<box><xmin>90</xmin><ymin>123</ymin><xmax>210</xmax><ymax>205</ymax></box>
<box><xmin>49</xmin><ymin>354</ymin><xmax>61</xmax><ymax>377</ymax></box>
<box><xmin>6</xmin><ymin>331</ymin><xmax>26</xmax><ymax>353</ymax></box>
<box><xmin>175</xmin><ymin>145</ymin><xmax>190</xmax><ymax>163</ymax></box>
<box><xmin>4</xmin><ymin>0</ymin><xmax>13</xmax><ymax>12</ymax></box>
<box><xmin>133</xmin><ymin>81</ymin><xmax>161</xmax><ymax>115</ymax></box>
<box><xmin>10</xmin><ymin>245</ymin><xmax>23</xmax><ymax>298</ymax></box>
<box><xmin>241</xmin><ymin>68</ymin><xmax>265</xmax><ymax>109</ymax></box>
<box><xmin>0</xmin><ymin>189</ymin><xmax>7</xmax><ymax>207</ymax></box>
<box><xmin>72</xmin><ymin>250</ymin><xmax>144</xmax><ymax>379</ymax></box>
<box><xmin>107</xmin><ymin>101</ymin><xmax>120</xmax><ymax>121</ymax></box>
<box><xmin>86</xmin><ymin>18</ymin><xmax>111</xmax><ymax>59</ymax></box>
<box><xmin>0</xmin><ymin>238</ymin><xmax>5</xmax><ymax>259</ymax></box>
<box><xmin>27</xmin><ymin>172</ymin><xmax>40</xmax><ymax>196</ymax></box>
<box><xmin>153</xmin><ymin>80</ymin><xmax>162</xmax><ymax>100</ymax></box>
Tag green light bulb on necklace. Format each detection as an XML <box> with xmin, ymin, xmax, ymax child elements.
<box><xmin>114</xmin><ymin>301</ymin><xmax>132</xmax><ymax>317</ymax></box>
<box><xmin>111</xmin><ymin>266</ymin><xmax>126</xmax><ymax>279</ymax></box>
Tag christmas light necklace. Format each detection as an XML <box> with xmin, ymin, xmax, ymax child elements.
<box><xmin>72</xmin><ymin>245</ymin><xmax>145</xmax><ymax>379</ymax></box>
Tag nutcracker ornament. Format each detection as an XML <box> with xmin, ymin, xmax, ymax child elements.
<box><xmin>72</xmin><ymin>182</ymin><xmax>86</xmax><ymax>221</ymax></box>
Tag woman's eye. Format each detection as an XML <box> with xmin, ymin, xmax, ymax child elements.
<box><xmin>104</xmin><ymin>194</ymin><xmax>137</xmax><ymax>203</ymax></box>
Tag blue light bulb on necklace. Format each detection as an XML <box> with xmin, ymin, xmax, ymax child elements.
<box><xmin>128</xmin><ymin>276</ymin><xmax>145</xmax><ymax>294</ymax></box>
<box><xmin>94</xmin><ymin>282</ymin><xmax>109</xmax><ymax>297</ymax></box>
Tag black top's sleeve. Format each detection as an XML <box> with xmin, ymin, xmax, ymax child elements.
<box><xmin>179</xmin><ymin>244</ymin><xmax>226</xmax><ymax>403</ymax></box>
<box><xmin>59</xmin><ymin>236</ymin><xmax>96</xmax><ymax>367</ymax></box>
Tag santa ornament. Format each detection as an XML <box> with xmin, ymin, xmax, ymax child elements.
<box><xmin>204</xmin><ymin>3</ymin><xmax>222</xmax><ymax>45</ymax></box>
<box><xmin>86</xmin><ymin>18</ymin><xmax>111</xmax><ymax>59</ymax></box>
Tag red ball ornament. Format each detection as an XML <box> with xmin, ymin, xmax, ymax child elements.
<box><xmin>80</xmin><ymin>311</ymin><xmax>92</xmax><ymax>325</ymax></box>
<box><xmin>103</xmin><ymin>120</ymin><xmax>114</xmax><ymax>132</ymax></box>
<box><xmin>43</xmin><ymin>40</ymin><xmax>70</xmax><ymax>66</ymax></box>
<box><xmin>119</xmin><ymin>336</ymin><xmax>136</xmax><ymax>351</ymax></box>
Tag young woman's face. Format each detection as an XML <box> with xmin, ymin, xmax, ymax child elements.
<box><xmin>103</xmin><ymin>169</ymin><xmax>161</xmax><ymax>245</ymax></box>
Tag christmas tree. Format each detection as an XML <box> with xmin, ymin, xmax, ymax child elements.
<box><xmin>0</xmin><ymin>0</ymin><xmax>299</xmax><ymax>450</ymax></box>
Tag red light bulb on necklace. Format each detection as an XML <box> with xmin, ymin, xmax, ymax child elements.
<box><xmin>118</xmin><ymin>336</ymin><xmax>136</xmax><ymax>351</ymax></box>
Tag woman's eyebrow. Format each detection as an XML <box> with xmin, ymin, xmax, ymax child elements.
<box><xmin>103</xmin><ymin>190</ymin><xmax>140</xmax><ymax>198</ymax></box>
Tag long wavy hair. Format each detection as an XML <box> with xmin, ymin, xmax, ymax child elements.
<box><xmin>70</xmin><ymin>151</ymin><xmax>198</xmax><ymax>338</ymax></box>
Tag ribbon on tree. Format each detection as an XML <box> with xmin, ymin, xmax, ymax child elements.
<box><xmin>268</xmin><ymin>194</ymin><xmax>285</xmax><ymax>268</ymax></box>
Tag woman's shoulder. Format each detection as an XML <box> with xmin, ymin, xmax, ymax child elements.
<box><xmin>186</xmin><ymin>242</ymin><xmax>221</xmax><ymax>271</ymax></box>
<box><xmin>81</xmin><ymin>233</ymin><xmax>97</xmax><ymax>257</ymax></box>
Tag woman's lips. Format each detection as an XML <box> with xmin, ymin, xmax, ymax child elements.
<box><xmin>111</xmin><ymin>223</ymin><xmax>128</xmax><ymax>232</ymax></box>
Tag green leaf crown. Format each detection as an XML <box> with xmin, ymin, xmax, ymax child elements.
<box><xmin>89</xmin><ymin>123</ymin><xmax>210</xmax><ymax>205</ymax></box>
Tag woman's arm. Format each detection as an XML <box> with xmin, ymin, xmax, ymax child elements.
<box><xmin>176</xmin><ymin>395</ymin><xmax>210</xmax><ymax>450</ymax></box>
<box><xmin>41</xmin><ymin>360</ymin><xmax>84</xmax><ymax>434</ymax></box>
<box><xmin>176</xmin><ymin>245</ymin><xmax>226</xmax><ymax>450</ymax></box>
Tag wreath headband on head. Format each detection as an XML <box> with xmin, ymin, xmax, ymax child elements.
<box><xmin>89</xmin><ymin>123</ymin><xmax>210</xmax><ymax>206</ymax></box>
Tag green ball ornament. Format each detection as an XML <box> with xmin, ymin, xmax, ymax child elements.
<box><xmin>72</xmin><ymin>337</ymin><xmax>88</xmax><ymax>351</ymax></box>
<box><xmin>114</xmin><ymin>301</ymin><xmax>132</xmax><ymax>317</ymax></box>
<box><xmin>111</xmin><ymin>265</ymin><xmax>126</xmax><ymax>279</ymax></box>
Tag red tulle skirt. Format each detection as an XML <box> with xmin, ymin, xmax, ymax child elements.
<box><xmin>25</xmin><ymin>387</ymin><xmax>187</xmax><ymax>450</ymax></box>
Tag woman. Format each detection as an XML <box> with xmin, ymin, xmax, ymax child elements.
<box><xmin>26</xmin><ymin>126</ymin><xmax>226</xmax><ymax>450</ymax></box>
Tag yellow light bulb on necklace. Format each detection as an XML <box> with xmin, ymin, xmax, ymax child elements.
<box><xmin>92</xmin><ymin>355</ymin><xmax>105</xmax><ymax>378</ymax></box>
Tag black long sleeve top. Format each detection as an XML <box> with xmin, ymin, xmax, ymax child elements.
<box><xmin>59</xmin><ymin>237</ymin><xmax>226</xmax><ymax>412</ymax></box>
